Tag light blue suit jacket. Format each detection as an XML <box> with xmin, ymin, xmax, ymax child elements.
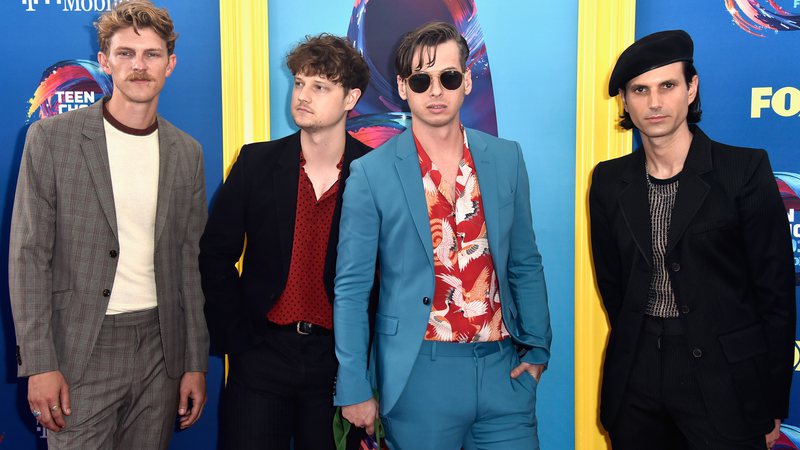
<box><xmin>333</xmin><ymin>127</ymin><xmax>551</xmax><ymax>415</ymax></box>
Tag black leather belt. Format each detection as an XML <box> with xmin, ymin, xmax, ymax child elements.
<box><xmin>266</xmin><ymin>320</ymin><xmax>332</xmax><ymax>336</ymax></box>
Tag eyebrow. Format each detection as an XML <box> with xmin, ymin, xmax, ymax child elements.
<box><xmin>413</xmin><ymin>66</ymin><xmax>460</xmax><ymax>73</ymax></box>
<box><xmin>114</xmin><ymin>46</ymin><xmax>164</xmax><ymax>53</ymax></box>
<box><xmin>629</xmin><ymin>78</ymin><xmax>681</xmax><ymax>90</ymax></box>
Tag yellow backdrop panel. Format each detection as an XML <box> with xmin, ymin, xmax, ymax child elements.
<box><xmin>575</xmin><ymin>0</ymin><xmax>635</xmax><ymax>448</ymax></box>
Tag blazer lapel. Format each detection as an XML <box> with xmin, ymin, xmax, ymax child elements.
<box><xmin>665</xmin><ymin>128</ymin><xmax>712</xmax><ymax>256</ymax></box>
<box><xmin>617</xmin><ymin>150</ymin><xmax>653</xmax><ymax>266</ymax></box>
<box><xmin>467</xmin><ymin>130</ymin><xmax>500</xmax><ymax>253</ymax></box>
<box><xmin>80</xmin><ymin>102</ymin><xmax>118</xmax><ymax>239</ymax></box>
<box><xmin>154</xmin><ymin>118</ymin><xmax>178</xmax><ymax>245</ymax></box>
<box><xmin>394</xmin><ymin>129</ymin><xmax>434</xmax><ymax>270</ymax></box>
<box><xmin>274</xmin><ymin>132</ymin><xmax>302</xmax><ymax>278</ymax></box>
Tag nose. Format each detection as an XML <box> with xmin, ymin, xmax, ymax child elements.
<box><xmin>428</xmin><ymin>74</ymin><xmax>443</xmax><ymax>97</ymax></box>
<box><xmin>297</xmin><ymin>84</ymin><xmax>310</xmax><ymax>103</ymax></box>
<box><xmin>132</xmin><ymin>54</ymin><xmax>147</xmax><ymax>72</ymax></box>
<box><xmin>648</xmin><ymin>90</ymin><xmax>661</xmax><ymax>109</ymax></box>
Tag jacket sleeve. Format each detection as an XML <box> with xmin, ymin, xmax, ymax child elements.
<box><xmin>8</xmin><ymin>121</ymin><xmax>59</xmax><ymax>377</ymax></box>
<box><xmin>199</xmin><ymin>146</ymin><xmax>250</xmax><ymax>355</ymax></box>
<box><xmin>738</xmin><ymin>150</ymin><xmax>796</xmax><ymax>420</ymax></box>
<box><xmin>589</xmin><ymin>164</ymin><xmax>624</xmax><ymax>325</ymax></box>
<box><xmin>182</xmin><ymin>142</ymin><xmax>210</xmax><ymax>372</ymax></box>
<box><xmin>507</xmin><ymin>143</ymin><xmax>552</xmax><ymax>366</ymax></box>
<box><xmin>333</xmin><ymin>158</ymin><xmax>380</xmax><ymax>406</ymax></box>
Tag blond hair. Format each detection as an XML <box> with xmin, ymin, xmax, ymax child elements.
<box><xmin>95</xmin><ymin>0</ymin><xmax>177</xmax><ymax>55</ymax></box>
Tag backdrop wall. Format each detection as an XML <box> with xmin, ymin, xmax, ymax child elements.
<box><xmin>0</xmin><ymin>1</ymin><xmax>224</xmax><ymax>447</ymax></box>
<box><xmin>4</xmin><ymin>0</ymin><xmax>796</xmax><ymax>449</ymax></box>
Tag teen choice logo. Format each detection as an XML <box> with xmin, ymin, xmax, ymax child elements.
<box><xmin>725</xmin><ymin>0</ymin><xmax>800</xmax><ymax>37</ymax></box>
<box><xmin>27</xmin><ymin>60</ymin><xmax>112</xmax><ymax>123</ymax></box>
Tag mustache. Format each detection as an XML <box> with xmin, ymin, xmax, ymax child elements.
<box><xmin>126</xmin><ymin>72</ymin><xmax>153</xmax><ymax>82</ymax></box>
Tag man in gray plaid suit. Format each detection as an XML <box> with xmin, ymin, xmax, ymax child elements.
<box><xmin>8</xmin><ymin>1</ymin><xmax>209</xmax><ymax>448</ymax></box>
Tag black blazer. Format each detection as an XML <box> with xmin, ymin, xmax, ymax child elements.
<box><xmin>589</xmin><ymin>126</ymin><xmax>795</xmax><ymax>439</ymax></box>
<box><xmin>200</xmin><ymin>131</ymin><xmax>372</xmax><ymax>355</ymax></box>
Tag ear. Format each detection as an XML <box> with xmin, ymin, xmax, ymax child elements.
<box><xmin>620</xmin><ymin>90</ymin><xmax>628</xmax><ymax>112</ymax></box>
<box><xmin>344</xmin><ymin>87</ymin><xmax>361</xmax><ymax>111</ymax></box>
<box><xmin>165</xmin><ymin>54</ymin><xmax>177</xmax><ymax>77</ymax></box>
<box><xmin>687</xmin><ymin>74</ymin><xmax>698</xmax><ymax>105</ymax></box>
<box><xmin>98</xmin><ymin>51</ymin><xmax>112</xmax><ymax>75</ymax></box>
<box><xmin>463</xmin><ymin>68</ymin><xmax>472</xmax><ymax>96</ymax></box>
<box><xmin>397</xmin><ymin>75</ymin><xmax>408</xmax><ymax>101</ymax></box>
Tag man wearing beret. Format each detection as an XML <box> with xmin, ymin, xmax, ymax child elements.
<box><xmin>590</xmin><ymin>30</ymin><xmax>795</xmax><ymax>449</ymax></box>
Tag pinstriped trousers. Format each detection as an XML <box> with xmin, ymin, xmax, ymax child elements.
<box><xmin>47</xmin><ymin>308</ymin><xmax>181</xmax><ymax>450</ymax></box>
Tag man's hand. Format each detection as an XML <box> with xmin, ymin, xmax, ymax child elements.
<box><xmin>177</xmin><ymin>371</ymin><xmax>206</xmax><ymax>429</ymax></box>
<box><xmin>342</xmin><ymin>398</ymin><xmax>379</xmax><ymax>436</ymax></box>
<box><xmin>28</xmin><ymin>370</ymin><xmax>71</xmax><ymax>432</ymax></box>
<box><xmin>765</xmin><ymin>419</ymin><xmax>781</xmax><ymax>449</ymax></box>
<box><xmin>510</xmin><ymin>362</ymin><xmax>545</xmax><ymax>383</ymax></box>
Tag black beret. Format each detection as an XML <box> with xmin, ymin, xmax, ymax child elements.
<box><xmin>608</xmin><ymin>30</ymin><xmax>693</xmax><ymax>97</ymax></box>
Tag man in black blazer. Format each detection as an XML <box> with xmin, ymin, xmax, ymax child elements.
<box><xmin>199</xmin><ymin>34</ymin><xmax>370</xmax><ymax>449</ymax></box>
<box><xmin>590</xmin><ymin>30</ymin><xmax>795</xmax><ymax>450</ymax></box>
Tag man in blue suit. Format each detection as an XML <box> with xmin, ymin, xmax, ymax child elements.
<box><xmin>333</xmin><ymin>21</ymin><xmax>552</xmax><ymax>449</ymax></box>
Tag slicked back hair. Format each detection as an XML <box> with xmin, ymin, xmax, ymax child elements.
<box><xmin>394</xmin><ymin>21</ymin><xmax>469</xmax><ymax>79</ymax></box>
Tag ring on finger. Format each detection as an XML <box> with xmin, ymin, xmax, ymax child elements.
<box><xmin>32</xmin><ymin>409</ymin><xmax>42</xmax><ymax>418</ymax></box>
<box><xmin>50</xmin><ymin>404</ymin><xmax>60</xmax><ymax>411</ymax></box>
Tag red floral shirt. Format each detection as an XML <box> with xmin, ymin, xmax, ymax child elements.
<box><xmin>416</xmin><ymin>129</ymin><xmax>508</xmax><ymax>342</ymax></box>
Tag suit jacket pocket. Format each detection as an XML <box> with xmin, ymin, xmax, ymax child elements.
<box><xmin>51</xmin><ymin>290</ymin><xmax>72</xmax><ymax>311</ymax></box>
<box><xmin>690</xmin><ymin>219</ymin><xmax>735</xmax><ymax>235</ymax></box>
<box><xmin>375</xmin><ymin>313</ymin><xmax>398</xmax><ymax>336</ymax></box>
<box><xmin>718</xmin><ymin>324</ymin><xmax>770</xmax><ymax>423</ymax></box>
<box><xmin>718</xmin><ymin>323</ymin><xmax>768</xmax><ymax>363</ymax></box>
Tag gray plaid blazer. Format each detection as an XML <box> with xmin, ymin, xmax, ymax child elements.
<box><xmin>9</xmin><ymin>100</ymin><xmax>209</xmax><ymax>382</ymax></box>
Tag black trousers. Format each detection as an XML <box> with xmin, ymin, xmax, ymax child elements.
<box><xmin>219</xmin><ymin>327</ymin><xmax>359</xmax><ymax>450</ymax></box>
<box><xmin>610</xmin><ymin>317</ymin><xmax>766</xmax><ymax>450</ymax></box>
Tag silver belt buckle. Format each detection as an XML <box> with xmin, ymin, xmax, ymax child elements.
<box><xmin>296</xmin><ymin>321</ymin><xmax>311</xmax><ymax>335</ymax></box>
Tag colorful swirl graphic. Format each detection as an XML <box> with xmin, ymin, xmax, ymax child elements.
<box><xmin>775</xmin><ymin>172</ymin><xmax>800</xmax><ymax>285</ymax></box>
<box><xmin>345</xmin><ymin>0</ymin><xmax>497</xmax><ymax>147</ymax></box>
<box><xmin>725</xmin><ymin>0</ymin><xmax>800</xmax><ymax>37</ymax></box>
<box><xmin>27</xmin><ymin>60</ymin><xmax>113</xmax><ymax>122</ymax></box>
<box><xmin>775</xmin><ymin>423</ymin><xmax>800</xmax><ymax>449</ymax></box>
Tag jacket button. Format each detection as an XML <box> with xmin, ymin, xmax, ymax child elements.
<box><xmin>670</xmin><ymin>262</ymin><xmax>681</xmax><ymax>272</ymax></box>
<box><xmin>692</xmin><ymin>348</ymin><xmax>702</xmax><ymax>358</ymax></box>
<box><xmin>102</xmin><ymin>289</ymin><xmax>111</xmax><ymax>297</ymax></box>
<box><xmin>422</xmin><ymin>297</ymin><xmax>431</xmax><ymax>305</ymax></box>
<box><xmin>680</xmin><ymin>305</ymin><xmax>690</xmax><ymax>314</ymax></box>
<box><xmin>109</xmin><ymin>249</ymin><xmax>118</xmax><ymax>258</ymax></box>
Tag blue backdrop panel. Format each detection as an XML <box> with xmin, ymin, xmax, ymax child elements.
<box><xmin>268</xmin><ymin>1</ymin><xmax>577</xmax><ymax>448</ymax></box>
<box><xmin>0</xmin><ymin>1</ymin><xmax>223</xmax><ymax>448</ymax></box>
<box><xmin>636</xmin><ymin>0</ymin><xmax>800</xmax><ymax>443</ymax></box>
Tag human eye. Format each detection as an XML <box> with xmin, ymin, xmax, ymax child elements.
<box><xmin>662</xmin><ymin>81</ymin><xmax>675</xmax><ymax>89</ymax></box>
<box><xmin>146</xmin><ymin>51</ymin><xmax>162</xmax><ymax>58</ymax></box>
<box><xmin>117</xmin><ymin>50</ymin><xmax>131</xmax><ymax>57</ymax></box>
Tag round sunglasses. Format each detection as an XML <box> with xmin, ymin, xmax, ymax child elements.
<box><xmin>405</xmin><ymin>70</ymin><xmax>464</xmax><ymax>93</ymax></box>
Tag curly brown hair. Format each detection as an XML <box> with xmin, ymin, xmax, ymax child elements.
<box><xmin>95</xmin><ymin>0</ymin><xmax>177</xmax><ymax>55</ymax></box>
<box><xmin>286</xmin><ymin>33</ymin><xmax>370</xmax><ymax>95</ymax></box>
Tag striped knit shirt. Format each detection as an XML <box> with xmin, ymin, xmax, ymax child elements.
<box><xmin>646</xmin><ymin>172</ymin><xmax>680</xmax><ymax>318</ymax></box>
